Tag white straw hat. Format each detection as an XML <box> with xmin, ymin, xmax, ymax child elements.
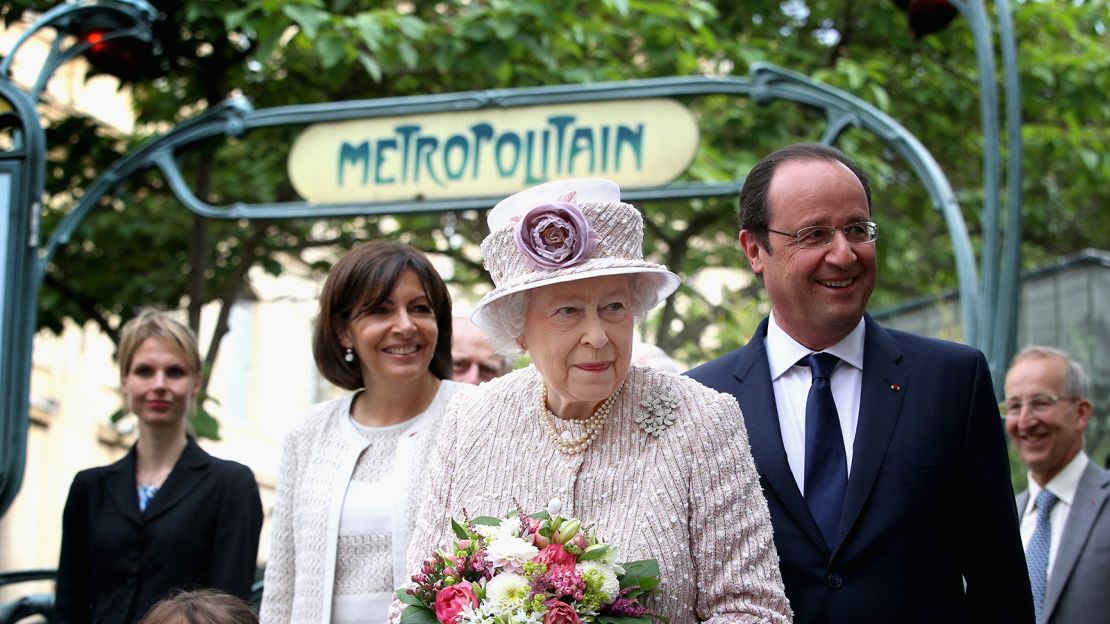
<box><xmin>471</xmin><ymin>178</ymin><xmax>680</xmax><ymax>330</ymax></box>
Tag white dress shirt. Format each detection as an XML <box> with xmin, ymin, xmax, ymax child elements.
<box><xmin>1020</xmin><ymin>451</ymin><xmax>1089</xmax><ymax>577</ymax></box>
<box><xmin>765</xmin><ymin>312</ymin><xmax>865</xmax><ymax>495</ymax></box>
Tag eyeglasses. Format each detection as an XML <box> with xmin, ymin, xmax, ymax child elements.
<box><xmin>1001</xmin><ymin>394</ymin><xmax>1080</xmax><ymax>417</ymax></box>
<box><xmin>766</xmin><ymin>221</ymin><xmax>878</xmax><ymax>249</ymax></box>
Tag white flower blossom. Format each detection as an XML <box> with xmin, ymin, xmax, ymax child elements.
<box><xmin>485</xmin><ymin>572</ymin><xmax>531</xmax><ymax>612</ymax></box>
<box><xmin>577</xmin><ymin>560</ymin><xmax>621</xmax><ymax>601</ymax></box>
<box><xmin>485</xmin><ymin>535</ymin><xmax>539</xmax><ymax>573</ymax></box>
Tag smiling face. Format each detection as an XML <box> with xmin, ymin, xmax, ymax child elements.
<box><xmin>740</xmin><ymin>158</ymin><xmax>877</xmax><ymax>350</ymax></box>
<box><xmin>520</xmin><ymin>275</ymin><xmax>634</xmax><ymax>420</ymax></box>
<box><xmin>122</xmin><ymin>337</ymin><xmax>200</xmax><ymax>431</ymax></box>
<box><xmin>342</xmin><ymin>269</ymin><xmax>439</xmax><ymax>388</ymax></box>
<box><xmin>1004</xmin><ymin>354</ymin><xmax>1090</xmax><ymax>486</ymax></box>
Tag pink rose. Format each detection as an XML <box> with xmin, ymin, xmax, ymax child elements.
<box><xmin>534</xmin><ymin>544</ymin><xmax>576</xmax><ymax>568</ymax></box>
<box><xmin>543</xmin><ymin>599</ymin><xmax>582</xmax><ymax>624</ymax></box>
<box><xmin>434</xmin><ymin>581</ymin><xmax>478</xmax><ymax>624</ymax></box>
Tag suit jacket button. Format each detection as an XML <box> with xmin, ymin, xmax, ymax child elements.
<box><xmin>827</xmin><ymin>573</ymin><xmax>843</xmax><ymax>589</ymax></box>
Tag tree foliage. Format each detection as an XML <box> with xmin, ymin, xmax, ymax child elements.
<box><xmin>2</xmin><ymin>0</ymin><xmax>1108</xmax><ymax>428</ymax></box>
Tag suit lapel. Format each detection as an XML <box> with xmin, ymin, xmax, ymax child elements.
<box><xmin>834</xmin><ymin>315</ymin><xmax>907</xmax><ymax>555</ymax></box>
<box><xmin>144</xmin><ymin>437</ymin><xmax>211</xmax><ymax>522</ymax></box>
<box><xmin>105</xmin><ymin>446</ymin><xmax>143</xmax><ymax>526</ymax></box>
<box><xmin>1042</xmin><ymin>463</ymin><xmax>1110</xmax><ymax>620</ymax></box>
<box><xmin>734</xmin><ymin>319</ymin><xmax>829</xmax><ymax>555</ymax></box>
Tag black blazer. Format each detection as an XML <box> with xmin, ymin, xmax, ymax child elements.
<box><xmin>688</xmin><ymin>314</ymin><xmax>1034</xmax><ymax>624</ymax></box>
<box><xmin>54</xmin><ymin>437</ymin><xmax>263</xmax><ymax>624</ymax></box>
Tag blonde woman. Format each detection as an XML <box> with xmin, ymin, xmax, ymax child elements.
<box><xmin>55</xmin><ymin>310</ymin><xmax>263</xmax><ymax>624</ymax></box>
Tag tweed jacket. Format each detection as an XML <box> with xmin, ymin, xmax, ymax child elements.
<box><xmin>260</xmin><ymin>382</ymin><xmax>461</xmax><ymax>624</ymax></box>
<box><xmin>54</xmin><ymin>437</ymin><xmax>262</xmax><ymax>624</ymax></box>
<box><xmin>402</xmin><ymin>366</ymin><xmax>792</xmax><ymax>624</ymax></box>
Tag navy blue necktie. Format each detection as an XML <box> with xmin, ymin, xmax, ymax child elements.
<box><xmin>802</xmin><ymin>352</ymin><xmax>847</xmax><ymax>548</ymax></box>
<box><xmin>1027</xmin><ymin>489</ymin><xmax>1059</xmax><ymax>621</ymax></box>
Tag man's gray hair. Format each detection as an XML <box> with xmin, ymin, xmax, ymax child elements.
<box><xmin>1011</xmin><ymin>345</ymin><xmax>1091</xmax><ymax>398</ymax></box>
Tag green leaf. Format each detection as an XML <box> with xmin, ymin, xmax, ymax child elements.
<box><xmin>399</xmin><ymin>605</ymin><xmax>438</xmax><ymax>624</ymax></box>
<box><xmin>471</xmin><ymin>516</ymin><xmax>502</xmax><ymax>527</ymax></box>
<box><xmin>352</xmin><ymin>13</ymin><xmax>384</xmax><ymax>52</ymax></box>
<box><xmin>618</xmin><ymin>559</ymin><xmax>661</xmax><ymax>590</ymax></box>
<box><xmin>356</xmin><ymin>52</ymin><xmax>382</xmax><ymax>83</ymax></box>
<box><xmin>578</xmin><ymin>543</ymin><xmax>612</xmax><ymax>561</ymax></box>
<box><xmin>395</xmin><ymin>590</ymin><xmax>425</xmax><ymax>607</ymax></box>
<box><xmin>315</xmin><ymin>34</ymin><xmax>348</xmax><ymax>69</ymax></box>
<box><xmin>283</xmin><ymin>5</ymin><xmax>330</xmax><ymax>40</ymax></box>
<box><xmin>451</xmin><ymin>518</ymin><xmax>468</xmax><ymax>539</ymax></box>
<box><xmin>224</xmin><ymin>7</ymin><xmax>257</xmax><ymax>32</ymax></box>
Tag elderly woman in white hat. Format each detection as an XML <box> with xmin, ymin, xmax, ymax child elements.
<box><xmin>405</xmin><ymin>179</ymin><xmax>791</xmax><ymax>622</ymax></box>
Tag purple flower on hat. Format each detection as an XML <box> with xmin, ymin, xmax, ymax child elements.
<box><xmin>513</xmin><ymin>200</ymin><xmax>598</xmax><ymax>269</ymax></box>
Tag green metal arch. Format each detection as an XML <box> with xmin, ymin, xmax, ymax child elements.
<box><xmin>9</xmin><ymin>66</ymin><xmax>985</xmax><ymax>520</ymax></box>
<box><xmin>39</xmin><ymin>66</ymin><xmax>979</xmax><ymax>340</ymax></box>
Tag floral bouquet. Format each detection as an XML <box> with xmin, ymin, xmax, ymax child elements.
<box><xmin>396</xmin><ymin>500</ymin><xmax>666</xmax><ymax>624</ymax></box>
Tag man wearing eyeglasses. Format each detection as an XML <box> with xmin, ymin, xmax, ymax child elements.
<box><xmin>689</xmin><ymin>143</ymin><xmax>1033</xmax><ymax>623</ymax></box>
<box><xmin>1004</xmin><ymin>346</ymin><xmax>1109</xmax><ymax>624</ymax></box>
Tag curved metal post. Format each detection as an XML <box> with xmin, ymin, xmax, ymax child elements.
<box><xmin>0</xmin><ymin>0</ymin><xmax>155</xmax><ymax>519</ymax></box>
<box><xmin>949</xmin><ymin>0</ymin><xmax>1024</xmax><ymax>391</ymax></box>
<box><xmin>993</xmin><ymin>0</ymin><xmax>1024</xmax><ymax>383</ymax></box>
<box><xmin>0</xmin><ymin>83</ymin><xmax>45</xmax><ymax>519</ymax></box>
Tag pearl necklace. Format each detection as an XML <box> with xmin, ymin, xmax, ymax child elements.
<box><xmin>538</xmin><ymin>381</ymin><xmax>625</xmax><ymax>455</ymax></box>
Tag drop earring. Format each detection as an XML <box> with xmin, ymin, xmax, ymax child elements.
<box><xmin>344</xmin><ymin>348</ymin><xmax>355</xmax><ymax>363</ymax></box>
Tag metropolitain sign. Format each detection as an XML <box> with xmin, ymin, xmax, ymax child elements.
<box><xmin>287</xmin><ymin>98</ymin><xmax>699</xmax><ymax>203</ymax></box>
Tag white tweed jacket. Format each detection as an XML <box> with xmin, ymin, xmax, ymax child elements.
<box><xmin>261</xmin><ymin>382</ymin><xmax>461</xmax><ymax>624</ymax></box>
<box><xmin>401</xmin><ymin>366</ymin><xmax>792</xmax><ymax>623</ymax></box>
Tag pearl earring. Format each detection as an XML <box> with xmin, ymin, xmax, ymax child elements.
<box><xmin>344</xmin><ymin>348</ymin><xmax>355</xmax><ymax>363</ymax></box>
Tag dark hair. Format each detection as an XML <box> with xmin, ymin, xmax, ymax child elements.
<box><xmin>313</xmin><ymin>241</ymin><xmax>453</xmax><ymax>390</ymax></box>
<box><xmin>138</xmin><ymin>589</ymin><xmax>258</xmax><ymax>624</ymax></box>
<box><xmin>737</xmin><ymin>143</ymin><xmax>872</xmax><ymax>254</ymax></box>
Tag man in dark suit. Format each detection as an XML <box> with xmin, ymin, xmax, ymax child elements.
<box><xmin>1005</xmin><ymin>346</ymin><xmax>1110</xmax><ymax>624</ymax></box>
<box><xmin>687</xmin><ymin>143</ymin><xmax>1033</xmax><ymax>623</ymax></box>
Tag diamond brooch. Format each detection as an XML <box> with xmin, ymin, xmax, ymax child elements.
<box><xmin>636</xmin><ymin>387</ymin><xmax>679</xmax><ymax>437</ymax></box>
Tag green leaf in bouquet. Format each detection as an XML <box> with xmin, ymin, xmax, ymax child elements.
<box><xmin>619</xmin><ymin>559</ymin><xmax>661</xmax><ymax>590</ymax></box>
<box><xmin>399</xmin><ymin>605</ymin><xmax>438</xmax><ymax>624</ymax></box>
<box><xmin>579</xmin><ymin>543</ymin><xmax>612</xmax><ymax>561</ymax></box>
<box><xmin>528</xmin><ymin>510</ymin><xmax>552</xmax><ymax>520</ymax></box>
<box><xmin>471</xmin><ymin>515</ymin><xmax>502</xmax><ymax>527</ymax></box>
<box><xmin>451</xmin><ymin>518</ymin><xmax>468</xmax><ymax>539</ymax></box>
<box><xmin>395</xmin><ymin>590</ymin><xmax>426</xmax><ymax>608</ymax></box>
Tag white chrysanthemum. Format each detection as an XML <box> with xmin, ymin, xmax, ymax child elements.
<box><xmin>485</xmin><ymin>535</ymin><xmax>539</xmax><ymax>573</ymax></box>
<box><xmin>475</xmin><ymin>519</ymin><xmax>520</xmax><ymax>542</ymax></box>
<box><xmin>485</xmin><ymin>572</ymin><xmax>532</xmax><ymax>612</ymax></box>
<box><xmin>577</xmin><ymin>560</ymin><xmax>620</xmax><ymax>601</ymax></box>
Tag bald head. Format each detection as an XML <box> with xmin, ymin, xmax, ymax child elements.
<box><xmin>451</xmin><ymin>316</ymin><xmax>510</xmax><ymax>384</ymax></box>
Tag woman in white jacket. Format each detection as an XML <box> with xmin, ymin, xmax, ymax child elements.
<box><xmin>261</xmin><ymin>241</ymin><xmax>464</xmax><ymax>623</ymax></box>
